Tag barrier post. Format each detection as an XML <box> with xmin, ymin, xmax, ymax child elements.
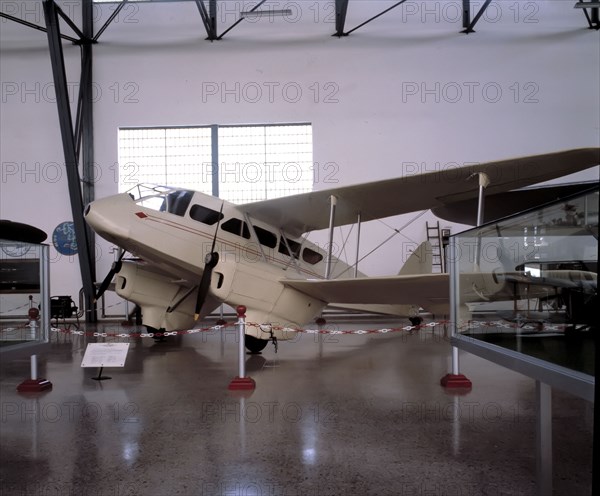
<box><xmin>17</xmin><ymin>355</ymin><xmax>53</xmax><ymax>392</ymax></box>
<box><xmin>440</xmin><ymin>236</ymin><xmax>472</xmax><ymax>390</ymax></box>
<box><xmin>228</xmin><ymin>305</ymin><xmax>256</xmax><ymax>390</ymax></box>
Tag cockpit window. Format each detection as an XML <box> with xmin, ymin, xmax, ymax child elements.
<box><xmin>162</xmin><ymin>190</ymin><xmax>194</xmax><ymax>216</ymax></box>
<box><xmin>190</xmin><ymin>204</ymin><xmax>224</xmax><ymax>225</ymax></box>
<box><xmin>126</xmin><ymin>184</ymin><xmax>194</xmax><ymax>216</ymax></box>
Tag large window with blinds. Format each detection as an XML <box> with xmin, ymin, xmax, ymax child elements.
<box><xmin>118</xmin><ymin>124</ymin><xmax>313</xmax><ymax>204</ymax></box>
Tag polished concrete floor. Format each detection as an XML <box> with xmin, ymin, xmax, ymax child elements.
<box><xmin>0</xmin><ymin>318</ymin><xmax>593</xmax><ymax>496</ymax></box>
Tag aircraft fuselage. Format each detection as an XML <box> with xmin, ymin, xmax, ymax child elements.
<box><xmin>85</xmin><ymin>185</ymin><xmax>348</xmax><ymax>338</ymax></box>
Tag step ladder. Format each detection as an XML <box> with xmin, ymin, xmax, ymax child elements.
<box><xmin>426</xmin><ymin>221</ymin><xmax>445</xmax><ymax>273</ymax></box>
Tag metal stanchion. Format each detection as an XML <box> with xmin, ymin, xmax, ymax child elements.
<box><xmin>17</xmin><ymin>355</ymin><xmax>53</xmax><ymax>392</ymax></box>
<box><xmin>440</xmin><ymin>236</ymin><xmax>472</xmax><ymax>390</ymax></box>
<box><xmin>227</xmin><ymin>305</ymin><xmax>256</xmax><ymax>391</ymax></box>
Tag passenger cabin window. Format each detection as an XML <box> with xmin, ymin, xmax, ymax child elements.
<box><xmin>302</xmin><ymin>248</ymin><xmax>323</xmax><ymax>265</ymax></box>
<box><xmin>221</xmin><ymin>218</ymin><xmax>250</xmax><ymax>239</ymax></box>
<box><xmin>279</xmin><ymin>237</ymin><xmax>301</xmax><ymax>259</ymax></box>
<box><xmin>190</xmin><ymin>204</ymin><xmax>224</xmax><ymax>225</ymax></box>
<box><xmin>253</xmin><ymin>226</ymin><xmax>277</xmax><ymax>249</ymax></box>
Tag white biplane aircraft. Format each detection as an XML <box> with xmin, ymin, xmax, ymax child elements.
<box><xmin>85</xmin><ymin>148</ymin><xmax>599</xmax><ymax>352</ymax></box>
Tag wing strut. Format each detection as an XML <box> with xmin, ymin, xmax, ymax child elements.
<box><xmin>244</xmin><ymin>213</ymin><xmax>268</xmax><ymax>264</ymax></box>
<box><xmin>354</xmin><ymin>212</ymin><xmax>362</xmax><ymax>278</ymax></box>
<box><xmin>468</xmin><ymin>171</ymin><xmax>490</xmax><ymax>268</ymax></box>
<box><xmin>325</xmin><ymin>195</ymin><xmax>338</xmax><ymax>279</ymax></box>
<box><xmin>279</xmin><ymin>230</ymin><xmax>302</xmax><ymax>274</ymax></box>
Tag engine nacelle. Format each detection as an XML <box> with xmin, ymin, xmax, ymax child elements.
<box><xmin>115</xmin><ymin>261</ymin><xmax>218</xmax><ymax>331</ymax></box>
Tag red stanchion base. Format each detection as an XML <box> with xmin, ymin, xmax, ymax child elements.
<box><xmin>440</xmin><ymin>374</ymin><xmax>472</xmax><ymax>389</ymax></box>
<box><xmin>228</xmin><ymin>376</ymin><xmax>256</xmax><ymax>390</ymax></box>
<box><xmin>17</xmin><ymin>379</ymin><xmax>53</xmax><ymax>393</ymax></box>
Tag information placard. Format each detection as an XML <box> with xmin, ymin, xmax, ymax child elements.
<box><xmin>81</xmin><ymin>343</ymin><xmax>130</xmax><ymax>368</ymax></box>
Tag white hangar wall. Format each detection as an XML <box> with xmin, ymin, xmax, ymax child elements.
<box><xmin>1</xmin><ymin>1</ymin><xmax>599</xmax><ymax>304</ymax></box>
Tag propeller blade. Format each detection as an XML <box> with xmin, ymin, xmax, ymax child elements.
<box><xmin>194</xmin><ymin>264</ymin><xmax>212</xmax><ymax>320</ymax></box>
<box><xmin>210</xmin><ymin>202</ymin><xmax>225</xmax><ymax>253</ymax></box>
<box><xmin>194</xmin><ymin>252</ymin><xmax>220</xmax><ymax>320</ymax></box>
<box><xmin>194</xmin><ymin>202</ymin><xmax>224</xmax><ymax>320</ymax></box>
<box><xmin>94</xmin><ymin>251</ymin><xmax>126</xmax><ymax>302</ymax></box>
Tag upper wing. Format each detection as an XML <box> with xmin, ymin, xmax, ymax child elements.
<box><xmin>282</xmin><ymin>273</ymin><xmax>450</xmax><ymax>308</ymax></box>
<box><xmin>239</xmin><ymin>148</ymin><xmax>599</xmax><ymax>237</ymax></box>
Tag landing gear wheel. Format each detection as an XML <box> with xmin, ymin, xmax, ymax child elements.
<box><xmin>245</xmin><ymin>335</ymin><xmax>268</xmax><ymax>354</ymax></box>
<box><xmin>409</xmin><ymin>316</ymin><xmax>423</xmax><ymax>327</ymax></box>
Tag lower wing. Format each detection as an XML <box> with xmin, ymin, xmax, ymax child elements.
<box><xmin>282</xmin><ymin>274</ymin><xmax>450</xmax><ymax>311</ymax></box>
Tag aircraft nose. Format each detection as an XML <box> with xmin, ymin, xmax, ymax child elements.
<box><xmin>84</xmin><ymin>201</ymin><xmax>103</xmax><ymax>228</ymax></box>
<box><xmin>84</xmin><ymin>202</ymin><xmax>103</xmax><ymax>232</ymax></box>
<box><xmin>84</xmin><ymin>196</ymin><xmax>131</xmax><ymax>243</ymax></box>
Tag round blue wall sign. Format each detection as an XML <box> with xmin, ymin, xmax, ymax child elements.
<box><xmin>52</xmin><ymin>221</ymin><xmax>78</xmax><ymax>256</ymax></box>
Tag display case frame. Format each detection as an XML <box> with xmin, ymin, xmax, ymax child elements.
<box><xmin>0</xmin><ymin>240</ymin><xmax>51</xmax><ymax>353</ymax></box>
<box><xmin>447</xmin><ymin>185</ymin><xmax>597</xmax><ymax>496</ymax></box>
<box><xmin>448</xmin><ymin>186</ymin><xmax>597</xmax><ymax>400</ymax></box>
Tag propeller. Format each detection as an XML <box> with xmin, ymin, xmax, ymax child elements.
<box><xmin>94</xmin><ymin>250</ymin><xmax>126</xmax><ymax>302</ymax></box>
<box><xmin>194</xmin><ymin>203</ymin><xmax>224</xmax><ymax>320</ymax></box>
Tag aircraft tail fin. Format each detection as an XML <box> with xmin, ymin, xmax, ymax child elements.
<box><xmin>398</xmin><ymin>241</ymin><xmax>433</xmax><ymax>275</ymax></box>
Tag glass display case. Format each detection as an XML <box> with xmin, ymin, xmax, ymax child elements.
<box><xmin>0</xmin><ymin>240</ymin><xmax>50</xmax><ymax>352</ymax></box>
<box><xmin>449</xmin><ymin>186</ymin><xmax>597</xmax><ymax>400</ymax></box>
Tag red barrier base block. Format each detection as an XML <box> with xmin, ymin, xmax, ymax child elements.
<box><xmin>440</xmin><ymin>374</ymin><xmax>472</xmax><ymax>389</ymax></box>
<box><xmin>17</xmin><ymin>379</ymin><xmax>53</xmax><ymax>393</ymax></box>
<box><xmin>228</xmin><ymin>377</ymin><xmax>256</xmax><ymax>391</ymax></box>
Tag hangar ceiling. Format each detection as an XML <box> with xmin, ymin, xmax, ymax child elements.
<box><xmin>0</xmin><ymin>0</ymin><xmax>598</xmax><ymax>321</ymax></box>
<box><xmin>2</xmin><ymin>0</ymin><xmax>599</xmax><ymax>46</ymax></box>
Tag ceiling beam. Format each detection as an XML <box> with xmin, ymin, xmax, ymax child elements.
<box><xmin>42</xmin><ymin>0</ymin><xmax>97</xmax><ymax>321</ymax></box>
<box><xmin>334</xmin><ymin>0</ymin><xmax>349</xmax><ymax>37</ymax></box>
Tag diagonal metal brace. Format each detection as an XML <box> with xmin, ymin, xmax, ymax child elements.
<box><xmin>218</xmin><ymin>0</ymin><xmax>267</xmax><ymax>39</ymax></box>
<box><xmin>344</xmin><ymin>0</ymin><xmax>409</xmax><ymax>36</ymax></box>
<box><xmin>462</xmin><ymin>0</ymin><xmax>493</xmax><ymax>33</ymax></box>
<box><xmin>0</xmin><ymin>12</ymin><xmax>80</xmax><ymax>43</ymax></box>
<box><xmin>94</xmin><ymin>0</ymin><xmax>130</xmax><ymax>42</ymax></box>
<box><xmin>55</xmin><ymin>4</ymin><xmax>87</xmax><ymax>42</ymax></box>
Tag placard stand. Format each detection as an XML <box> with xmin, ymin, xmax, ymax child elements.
<box><xmin>92</xmin><ymin>367</ymin><xmax>111</xmax><ymax>381</ymax></box>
